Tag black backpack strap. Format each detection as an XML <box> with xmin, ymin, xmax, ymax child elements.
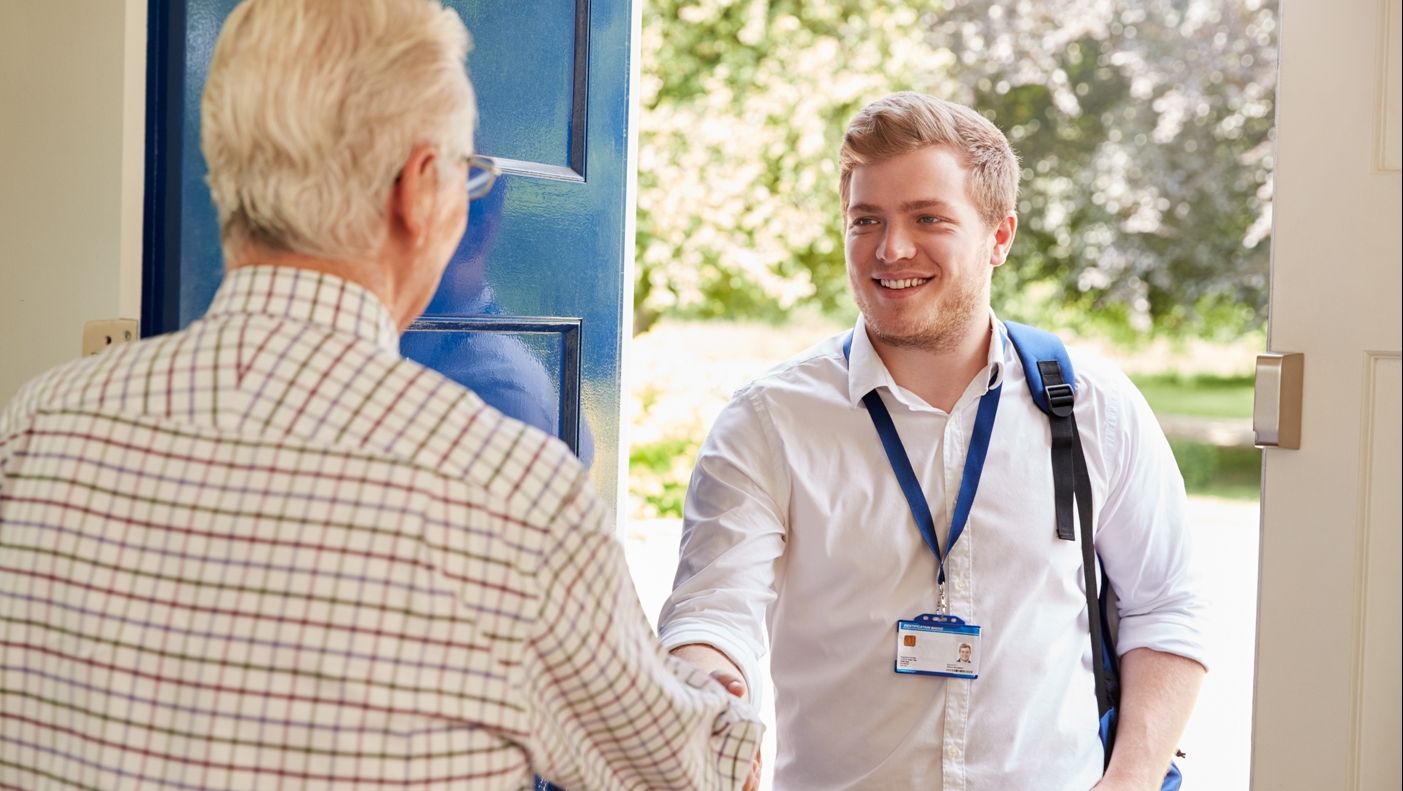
<box><xmin>1073</xmin><ymin>419</ymin><xmax>1116</xmax><ymax>718</ymax></box>
<box><xmin>1004</xmin><ymin>322</ymin><xmax>1116</xmax><ymax>718</ymax></box>
<box><xmin>1040</xmin><ymin>359</ymin><xmax>1079</xmax><ymax>542</ymax></box>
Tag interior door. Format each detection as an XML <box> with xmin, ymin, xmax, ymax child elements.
<box><xmin>142</xmin><ymin>0</ymin><xmax>635</xmax><ymax>509</ymax></box>
<box><xmin>1252</xmin><ymin>0</ymin><xmax>1402</xmax><ymax>787</ymax></box>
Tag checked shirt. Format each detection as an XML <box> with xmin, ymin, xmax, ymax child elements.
<box><xmin>0</xmin><ymin>265</ymin><xmax>760</xmax><ymax>790</ymax></box>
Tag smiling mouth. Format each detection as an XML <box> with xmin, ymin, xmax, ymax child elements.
<box><xmin>878</xmin><ymin>277</ymin><xmax>932</xmax><ymax>290</ymax></box>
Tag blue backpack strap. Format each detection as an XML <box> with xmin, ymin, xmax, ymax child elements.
<box><xmin>1004</xmin><ymin>321</ymin><xmax>1078</xmax><ymax>542</ymax></box>
<box><xmin>1003</xmin><ymin>320</ymin><xmax>1077</xmax><ymax>417</ymax></box>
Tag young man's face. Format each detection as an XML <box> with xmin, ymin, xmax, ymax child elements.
<box><xmin>843</xmin><ymin>144</ymin><xmax>1015</xmax><ymax>353</ymax></box>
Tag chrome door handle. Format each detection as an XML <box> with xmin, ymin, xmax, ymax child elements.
<box><xmin>1253</xmin><ymin>352</ymin><xmax>1304</xmax><ymax>449</ymax></box>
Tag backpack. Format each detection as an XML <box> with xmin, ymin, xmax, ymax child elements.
<box><xmin>1003</xmin><ymin>321</ymin><xmax>1184</xmax><ymax>791</ymax></box>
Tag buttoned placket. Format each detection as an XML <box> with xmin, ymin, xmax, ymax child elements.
<box><xmin>939</xmin><ymin>395</ymin><xmax>973</xmax><ymax>790</ymax></box>
<box><xmin>847</xmin><ymin>321</ymin><xmax>1005</xmax><ymax>789</ymax></box>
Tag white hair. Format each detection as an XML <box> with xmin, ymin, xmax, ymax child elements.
<box><xmin>201</xmin><ymin>0</ymin><xmax>476</xmax><ymax>262</ymax></box>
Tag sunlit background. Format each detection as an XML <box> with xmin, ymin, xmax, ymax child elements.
<box><xmin>621</xmin><ymin>1</ymin><xmax>1278</xmax><ymax>788</ymax></box>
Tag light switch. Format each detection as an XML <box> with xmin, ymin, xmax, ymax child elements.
<box><xmin>82</xmin><ymin>319</ymin><xmax>139</xmax><ymax>357</ymax></box>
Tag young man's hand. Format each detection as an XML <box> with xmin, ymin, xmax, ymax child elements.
<box><xmin>670</xmin><ymin>643</ymin><xmax>748</xmax><ymax>701</ymax></box>
<box><xmin>670</xmin><ymin>644</ymin><xmax>761</xmax><ymax>790</ymax></box>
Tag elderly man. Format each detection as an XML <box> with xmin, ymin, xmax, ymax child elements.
<box><xmin>660</xmin><ymin>93</ymin><xmax>1207</xmax><ymax>789</ymax></box>
<box><xmin>0</xmin><ymin>1</ymin><xmax>759</xmax><ymax>788</ymax></box>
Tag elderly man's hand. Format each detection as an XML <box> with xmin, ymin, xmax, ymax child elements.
<box><xmin>669</xmin><ymin>644</ymin><xmax>761</xmax><ymax>790</ymax></box>
<box><xmin>743</xmin><ymin>745</ymin><xmax>762</xmax><ymax>791</ymax></box>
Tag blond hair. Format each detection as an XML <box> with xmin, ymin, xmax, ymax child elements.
<box><xmin>201</xmin><ymin>0</ymin><xmax>476</xmax><ymax>262</ymax></box>
<box><xmin>839</xmin><ymin>93</ymin><xmax>1019</xmax><ymax>227</ymax></box>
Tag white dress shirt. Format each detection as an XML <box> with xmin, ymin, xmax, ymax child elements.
<box><xmin>659</xmin><ymin>314</ymin><xmax>1207</xmax><ymax>790</ymax></box>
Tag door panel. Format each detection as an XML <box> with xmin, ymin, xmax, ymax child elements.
<box><xmin>400</xmin><ymin>316</ymin><xmax>587</xmax><ymax>461</ymax></box>
<box><xmin>1253</xmin><ymin>0</ymin><xmax>1402</xmax><ymax>786</ymax></box>
<box><xmin>143</xmin><ymin>0</ymin><xmax>631</xmax><ymax>503</ymax></box>
<box><xmin>456</xmin><ymin>1</ymin><xmax>588</xmax><ymax>177</ymax></box>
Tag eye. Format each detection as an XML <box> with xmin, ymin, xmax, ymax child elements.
<box><xmin>917</xmin><ymin>215</ymin><xmax>944</xmax><ymax>225</ymax></box>
<box><xmin>850</xmin><ymin>216</ymin><xmax>879</xmax><ymax>227</ymax></box>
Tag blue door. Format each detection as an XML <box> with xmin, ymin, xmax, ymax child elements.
<box><xmin>143</xmin><ymin>0</ymin><xmax>635</xmax><ymax>510</ymax></box>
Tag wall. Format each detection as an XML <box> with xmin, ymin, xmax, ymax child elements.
<box><xmin>0</xmin><ymin>0</ymin><xmax>146</xmax><ymax>404</ymax></box>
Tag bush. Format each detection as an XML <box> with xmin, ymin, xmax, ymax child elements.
<box><xmin>1168</xmin><ymin>440</ymin><xmax>1262</xmax><ymax>500</ymax></box>
<box><xmin>629</xmin><ymin>437</ymin><xmax>700</xmax><ymax>518</ymax></box>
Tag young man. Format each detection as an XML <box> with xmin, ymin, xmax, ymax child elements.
<box><xmin>661</xmin><ymin>93</ymin><xmax>1207</xmax><ymax>789</ymax></box>
<box><xmin>0</xmin><ymin>2</ymin><xmax>759</xmax><ymax>788</ymax></box>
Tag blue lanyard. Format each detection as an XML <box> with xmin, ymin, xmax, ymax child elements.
<box><xmin>843</xmin><ymin>332</ymin><xmax>1002</xmax><ymax>593</ymax></box>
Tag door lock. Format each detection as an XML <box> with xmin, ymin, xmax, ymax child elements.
<box><xmin>1252</xmin><ymin>352</ymin><xmax>1304</xmax><ymax>449</ymax></box>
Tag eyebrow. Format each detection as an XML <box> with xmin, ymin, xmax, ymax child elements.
<box><xmin>847</xmin><ymin>199</ymin><xmax>952</xmax><ymax>214</ymax></box>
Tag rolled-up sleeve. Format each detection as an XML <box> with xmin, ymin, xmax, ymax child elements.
<box><xmin>1092</xmin><ymin>368</ymin><xmax>1210</xmax><ymax>670</ymax></box>
<box><xmin>658</xmin><ymin>386</ymin><xmax>790</xmax><ymax>702</ymax></box>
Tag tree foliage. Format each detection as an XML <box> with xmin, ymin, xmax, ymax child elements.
<box><xmin>636</xmin><ymin>0</ymin><xmax>1277</xmax><ymax>340</ymax></box>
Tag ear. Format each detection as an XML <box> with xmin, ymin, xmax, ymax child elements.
<box><xmin>388</xmin><ymin>143</ymin><xmax>444</xmax><ymax>248</ymax></box>
<box><xmin>989</xmin><ymin>214</ymin><xmax>1017</xmax><ymax>268</ymax></box>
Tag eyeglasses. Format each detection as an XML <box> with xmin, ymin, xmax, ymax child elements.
<box><xmin>466</xmin><ymin>154</ymin><xmax>499</xmax><ymax>200</ymax></box>
<box><xmin>393</xmin><ymin>151</ymin><xmax>499</xmax><ymax>198</ymax></box>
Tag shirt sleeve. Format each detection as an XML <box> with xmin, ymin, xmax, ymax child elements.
<box><xmin>657</xmin><ymin>386</ymin><xmax>789</xmax><ymax>702</ymax></box>
<box><xmin>525</xmin><ymin>468</ymin><xmax>763</xmax><ymax>790</ymax></box>
<box><xmin>1090</xmin><ymin>366</ymin><xmax>1210</xmax><ymax>669</ymax></box>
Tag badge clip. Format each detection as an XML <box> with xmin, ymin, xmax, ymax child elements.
<box><xmin>895</xmin><ymin>613</ymin><xmax>982</xmax><ymax>679</ymax></box>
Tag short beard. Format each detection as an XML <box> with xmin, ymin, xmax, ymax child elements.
<box><xmin>861</xmin><ymin>269</ymin><xmax>990</xmax><ymax>355</ymax></box>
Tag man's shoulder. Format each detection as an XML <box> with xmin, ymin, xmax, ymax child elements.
<box><xmin>1000</xmin><ymin>328</ymin><xmax>1141</xmax><ymax>407</ymax></box>
<box><xmin>1</xmin><ymin>334</ymin><xmax>152</xmax><ymax>433</ymax></box>
<box><xmin>731</xmin><ymin>328</ymin><xmax>850</xmax><ymax>402</ymax></box>
<box><xmin>999</xmin><ymin>328</ymin><xmax>1156</xmax><ymax>450</ymax></box>
<box><xmin>1017</xmin><ymin>340</ymin><xmax>1160</xmax><ymax>454</ymax></box>
<box><xmin>1065</xmin><ymin>344</ymin><xmax>1140</xmax><ymax>400</ymax></box>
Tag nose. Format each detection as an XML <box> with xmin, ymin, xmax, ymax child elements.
<box><xmin>877</xmin><ymin>224</ymin><xmax>915</xmax><ymax>264</ymax></box>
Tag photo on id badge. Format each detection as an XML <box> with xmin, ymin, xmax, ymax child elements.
<box><xmin>895</xmin><ymin>615</ymin><xmax>980</xmax><ymax>679</ymax></box>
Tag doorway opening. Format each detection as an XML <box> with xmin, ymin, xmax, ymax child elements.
<box><xmin>626</xmin><ymin>2</ymin><xmax>1277</xmax><ymax>787</ymax></box>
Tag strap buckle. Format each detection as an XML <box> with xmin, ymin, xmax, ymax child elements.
<box><xmin>1044</xmin><ymin>382</ymin><xmax>1075</xmax><ymax>417</ymax></box>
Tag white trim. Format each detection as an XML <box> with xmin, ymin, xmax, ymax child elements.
<box><xmin>1348</xmin><ymin>352</ymin><xmax>1403</xmax><ymax>790</ymax></box>
<box><xmin>120</xmin><ymin>0</ymin><xmax>148</xmax><ymax>323</ymax></box>
<box><xmin>1379</xmin><ymin>0</ymin><xmax>1401</xmax><ymax>171</ymax></box>
<box><xmin>614</xmin><ymin>0</ymin><xmax>643</xmax><ymax>532</ymax></box>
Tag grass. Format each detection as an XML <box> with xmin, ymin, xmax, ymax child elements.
<box><xmin>1130</xmin><ymin>374</ymin><xmax>1255</xmax><ymax>420</ymax></box>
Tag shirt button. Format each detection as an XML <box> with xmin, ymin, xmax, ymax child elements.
<box><xmin>945</xmin><ymin>744</ymin><xmax>960</xmax><ymax>758</ymax></box>
<box><xmin>954</xmin><ymin>578</ymin><xmax>969</xmax><ymax>593</ymax></box>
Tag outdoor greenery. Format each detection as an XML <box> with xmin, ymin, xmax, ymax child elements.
<box><xmin>631</xmin><ymin>418</ymin><xmax>1262</xmax><ymax>515</ymax></box>
<box><xmin>636</xmin><ymin>0</ymin><xmax>1278</xmax><ymax>341</ymax></box>
<box><xmin>628</xmin><ymin>1</ymin><xmax>1276</xmax><ymax>518</ymax></box>
<box><xmin>1169</xmin><ymin>440</ymin><xmax>1261</xmax><ymax>500</ymax></box>
<box><xmin>626</xmin><ymin>318</ymin><xmax>1264</xmax><ymax>523</ymax></box>
<box><xmin>629</xmin><ymin>436</ymin><xmax>698</xmax><ymax>517</ymax></box>
<box><xmin>1130</xmin><ymin>373</ymin><xmax>1255</xmax><ymax>419</ymax></box>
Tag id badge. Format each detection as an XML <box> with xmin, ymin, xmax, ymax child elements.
<box><xmin>895</xmin><ymin>613</ymin><xmax>982</xmax><ymax>679</ymax></box>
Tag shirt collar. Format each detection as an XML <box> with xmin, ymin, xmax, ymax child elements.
<box><xmin>846</xmin><ymin>311</ymin><xmax>1008</xmax><ymax>411</ymax></box>
<box><xmin>204</xmin><ymin>265</ymin><xmax>400</xmax><ymax>354</ymax></box>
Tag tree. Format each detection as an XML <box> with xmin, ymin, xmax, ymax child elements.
<box><xmin>635</xmin><ymin>0</ymin><xmax>1277</xmax><ymax>340</ymax></box>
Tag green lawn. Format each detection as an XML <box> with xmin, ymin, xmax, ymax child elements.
<box><xmin>1124</xmin><ymin>374</ymin><xmax>1261</xmax><ymax>501</ymax></box>
<box><xmin>1167</xmin><ymin>440</ymin><xmax>1262</xmax><ymax>501</ymax></box>
<box><xmin>1130</xmin><ymin>373</ymin><xmax>1255</xmax><ymax>420</ymax></box>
